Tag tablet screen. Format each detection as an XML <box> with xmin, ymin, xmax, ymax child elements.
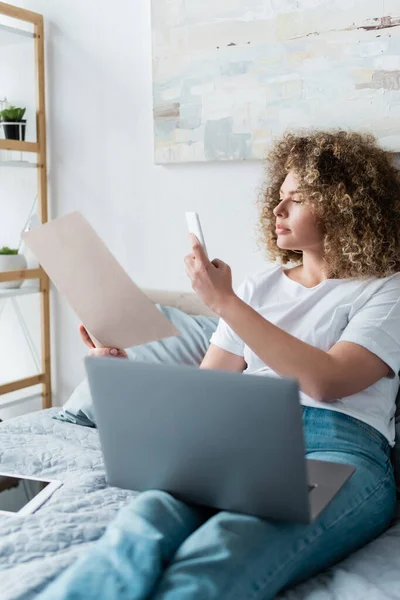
<box><xmin>0</xmin><ymin>474</ymin><xmax>50</xmax><ymax>513</ymax></box>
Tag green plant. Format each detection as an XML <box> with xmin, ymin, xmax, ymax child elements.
<box><xmin>0</xmin><ymin>106</ymin><xmax>26</xmax><ymax>122</ymax></box>
<box><xmin>0</xmin><ymin>246</ymin><xmax>19</xmax><ymax>255</ymax></box>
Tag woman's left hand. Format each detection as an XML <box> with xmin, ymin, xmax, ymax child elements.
<box><xmin>184</xmin><ymin>234</ymin><xmax>237</xmax><ymax>315</ymax></box>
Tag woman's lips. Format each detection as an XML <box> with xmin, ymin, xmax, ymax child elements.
<box><xmin>276</xmin><ymin>225</ymin><xmax>291</xmax><ymax>233</ymax></box>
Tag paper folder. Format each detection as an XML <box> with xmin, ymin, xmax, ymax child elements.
<box><xmin>21</xmin><ymin>211</ymin><xmax>181</xmax><ymax>349</ymax></box>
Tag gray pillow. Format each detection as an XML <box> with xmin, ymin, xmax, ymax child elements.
<box><xmin>53</xmin><ymin>304</ymin><xmax>219</xmax><ymax>428</ymax></box>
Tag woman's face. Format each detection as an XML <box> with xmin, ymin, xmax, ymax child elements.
<box><xmin>273</xmin><ymin>171</ymin><xmax>323</xmax><ymax>253</ymax></box>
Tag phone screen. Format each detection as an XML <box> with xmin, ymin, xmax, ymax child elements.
<box><xmin>0</xmin><ymin>475</ymin><xmax>50</xmax><ymax>513</ymax></box>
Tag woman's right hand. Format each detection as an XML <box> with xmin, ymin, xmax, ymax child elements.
<box><xmin>79</xmin><ymin>324</ymin><xmax>128</xmax><ymax>359</ymax></box>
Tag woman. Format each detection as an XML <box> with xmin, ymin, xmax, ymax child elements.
<box><xmin>40</xmin><ymin>130</ymin><xmax>400</xmax><ymax>599</ymax></box>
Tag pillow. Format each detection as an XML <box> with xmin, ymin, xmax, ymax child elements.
<box><xmin>53</xmin><ymin>304</ymin><xmax>219</xmax><ymax>428</ymax></box>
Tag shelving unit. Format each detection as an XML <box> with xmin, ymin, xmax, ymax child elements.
<box><xmin>0</xmin><ymin>2</ymin><xmax>51</xmax><ymax>409</ymax></box>
<box><xmin>0</xmin><ymin>286</ymin><xmax>39</xmax><ymax>299</ymax></box>
<box><xmin>0</xmin><ymin>22</ymin><xmax>34</xmax><ymax>43</ymax></box>
<box><xmin>0</xmin><ymin>160</ymin><xmax>39</xmax><ymax>167</ymax></box>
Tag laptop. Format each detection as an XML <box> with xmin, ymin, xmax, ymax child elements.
<box><xmin>85</xmin><ymin>357</ymin><xmax>355</xmax><ymax>524</ymax></box>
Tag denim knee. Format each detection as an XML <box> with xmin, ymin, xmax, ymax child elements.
<box><xmin>135</xmin><ymin>489</ymin><xmax>175</xmax><ymax>509</ymax></box>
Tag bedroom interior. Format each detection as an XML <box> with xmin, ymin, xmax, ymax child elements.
<box><xmin>1</xmin><ymin>0</ymin><xmax>400</xmax><ymax>598</ymax></box>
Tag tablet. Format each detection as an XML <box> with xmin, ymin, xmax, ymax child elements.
<box><xmin>0</xmin><ymin>472</ymin><xmax>62</xmax><ymax>517</ymax></box>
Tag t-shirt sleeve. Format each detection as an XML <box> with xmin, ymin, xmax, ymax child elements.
<box><xmin>209</xmin><ymin>278</ymin><xmax>250</xmax><ymax>357</ymax></box>
<box><xmin>338</xmin><ymin>275</ymin><xmax>400</xmax><ymax>378</ymax></box>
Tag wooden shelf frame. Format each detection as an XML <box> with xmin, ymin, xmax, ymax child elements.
<box><xmin>0</xmin><ymin>2</ymin><xmax>52</xmax><ymax>410</ymax></box>
<box><xmin>0</xmin><ymin>139</ymin><xmax>39</xmax><ymax>152</ymax></box>
<box><xmin>0</xmin><ymin>1</ymin><xmax>42</xmax><ymax>25</ymax></box>
<box><xmin>0</xmin><ymin>267</ymin><xmax>45</xmax><ymax>283</ymax></box>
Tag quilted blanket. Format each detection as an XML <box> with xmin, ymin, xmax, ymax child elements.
<box><xmin>1</xmin><ymin>408</ymin><xmax>400</xmax><ymax>600</ymax></box>
<box><xmin>0</xmin><ymin>408</ymin><xmax>138</xmax><ymax>599</ymax></box>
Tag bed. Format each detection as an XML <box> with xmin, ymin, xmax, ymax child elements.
<box><xmin>1</xmin><ymin>289</ymin><xmax>400</xmax><ymax>600</ymax></box>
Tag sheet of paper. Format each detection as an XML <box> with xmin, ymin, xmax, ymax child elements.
<box><xmin>21</xmin><ymin>211</ymin><xmax>181</xmax><ymax>349</ymax></box>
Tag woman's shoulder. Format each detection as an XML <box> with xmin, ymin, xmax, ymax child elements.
<box><xmin>342</xmin><ymin>271</ymin><xmax>400</xmax><ymax>314</ymax></box>
<box><xmin>367</xmin><ymin>271</ymin><xmax>400</xmax><ymax>300</ymax></box>
<box><xmin>234</xmin><ymin>263</ymin><xmax>281</xmax><ymax>300</ymax></box>
<box><xmin>357</xmin><ymin>271</ymin><xmax>400</xmax><ymax>294</ymax></box>
<box><xmin>241</xmin><ymin>262</ymin><xmax>280</xmax><ymax>286</ymax></box>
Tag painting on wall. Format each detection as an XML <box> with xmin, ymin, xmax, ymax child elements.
<box><xmin>151</xmin><ymin>0</ymin><xmax>400</xmax><ymax>164</ymax></box>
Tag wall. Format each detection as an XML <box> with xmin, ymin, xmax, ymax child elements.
<box><xmin>0</xmin><ymin>0</ymin><xmax>266</xmax><ymax>415</ymax></box>
<box><xmin>1</xmin><ymin>1</ymin><xmax>399</xmax><ymax>417</ymax></box>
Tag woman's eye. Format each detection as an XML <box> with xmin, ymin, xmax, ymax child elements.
<box><xmin>277</xmin><ymin>198</ymin><xmax>302</xmax><ymax>204</ymax></box>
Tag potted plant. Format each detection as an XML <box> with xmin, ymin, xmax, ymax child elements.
<box><xmin>0</xmin><ymin>247</ymin><xmax>27</xmax><ymax>289</ymax></box>
<box><xmin>0</xmin><ymin>106</ymin><xmax>26</xmax><ymax>141</ymax></box>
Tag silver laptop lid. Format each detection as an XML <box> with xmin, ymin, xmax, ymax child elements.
<box><xmin>85</xmin><ymin>357</ymin><xmax>311</xmax><ymax>522</ymax></box>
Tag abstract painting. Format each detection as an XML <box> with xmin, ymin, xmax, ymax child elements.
<box><xmin>151</xmin><ymin>1</ymin><xmax>400</xmax><ymax>163</ymax></box>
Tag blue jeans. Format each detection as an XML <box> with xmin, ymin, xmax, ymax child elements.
<box><xmin>37</xmin><ymin>407</ymin><xmax>396</xmax><ymax>600</ymax></box>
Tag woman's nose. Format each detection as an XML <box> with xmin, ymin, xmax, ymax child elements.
<box><xmin>273</xmin><ymin>200</ymin><xmax>286</xmax><ymax>217</ymax></box>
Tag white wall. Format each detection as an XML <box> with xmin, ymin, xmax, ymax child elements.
<box><xmin>1</xmin><ymin>0</ymin><xmax>266</xmax><ymax>413</ymax></box>
<box><xmin>3</xmin><ymin>1</ymin><xmax>398</xmax><ymax>417</ymax></box>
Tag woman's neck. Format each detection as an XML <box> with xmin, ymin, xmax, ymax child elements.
<box><xmin>291</xmin><ymin>252</ymin><xmax>328</xmax><ymax>287</ymax></box>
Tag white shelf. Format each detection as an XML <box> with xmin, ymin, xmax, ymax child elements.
<box><xmin>0</xmin><ymin>160</ymin><xmax>38</xmax><ymax>168</ymax></box>
<box><xmin>0</xmin><ymin>23</ymin><xmax>34</xmax><ymax>46</ymax></box>
<box><xmin>0</xmin><ymin>286</ymin><xmax>39</xmax><ymax>299</ymax></box>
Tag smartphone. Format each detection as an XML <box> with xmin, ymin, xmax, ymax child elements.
<box><xmin>185</xmin><ymin>212</ymin><xmax>209</xmax><ymax>258</ymax></box>
<box><xmin>0</xmin><ymin>472</ymin><xmax>62</xmax><ymax>517</ymax></box>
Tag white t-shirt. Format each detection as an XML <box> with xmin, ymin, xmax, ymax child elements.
<box><xmin>210</xmin><ymin>263</ymin><xmax>400</xmax><ymax>446</ymax></box>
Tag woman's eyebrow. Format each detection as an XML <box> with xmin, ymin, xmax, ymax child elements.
<box><xmin>279</xmin><ymin>188</ymin><xmax>299</xmax><ymax>195</ymax></box>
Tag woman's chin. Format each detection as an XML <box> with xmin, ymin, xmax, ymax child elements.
<box><xmin>277</xmin><ymin>240</ymin><xmax>294</xmax><ymax>250</ymax></box>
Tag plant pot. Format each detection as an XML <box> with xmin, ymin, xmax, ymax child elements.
<box><xmin>2</xmin><ymin>120</ymin><xmax>26</xmax><ymax>141</ymax></box>
<box><xmin>0</xmin><ymin>254</ymin><xmax>27</xmax><ymax>289</ymax></box>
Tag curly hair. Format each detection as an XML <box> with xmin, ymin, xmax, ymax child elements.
<box><xmin>255</xmin><ymin>130</ymin><xmax>400</xmax><ymax>279</ymax></box>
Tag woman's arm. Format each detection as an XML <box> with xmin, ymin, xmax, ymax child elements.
<box><xmin>218</xmin><ymin>296</ymin><xmax>391</xmax><ymax>402</ymax></box>
<box><xmin>184</xmin><ymin>237</ymin><xmax>393</xmax><ymax>402</ymax></box>
<box><xmin>200</xmin><ymin>344</ymin><xmax>246</xmax><ymax>372</ymax></box>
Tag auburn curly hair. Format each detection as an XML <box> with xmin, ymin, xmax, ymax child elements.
<box><xmin>255</xmin><ymin>130</ymin><xmax>400</xmax><ymax>279</ymax></box>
